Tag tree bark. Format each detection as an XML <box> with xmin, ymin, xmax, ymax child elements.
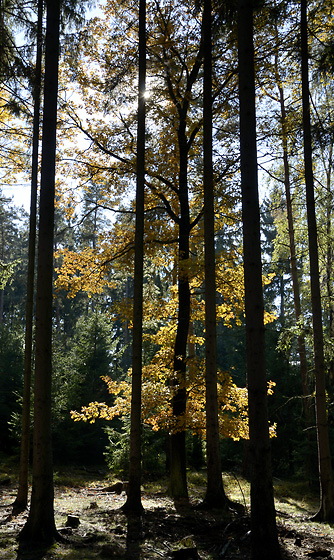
<box><xmin>20</xmin><ymin>0</ymin><xmax>60</xmax><ymax>544</ymax></box>
<box><xmin>169</xmin><ymin>105</ymin><xmax>191</xmax><ymax>500</ymax></box>
<box><xmin>237</xmin><ymin>0</ymin><xmax>281</xmax><ymax>557</ymax></box>
<box><xmin>13</xmin><ymin>0</ymin><xmax>43</xmax><ymax>514</ymax></box>
<box><xmin>301</xmin><ymin>0</ymin><xmax>334</xmax><ymax>521</ymax></box>
<box><xmin>276</xmin><ymin>75</ymin><xmax>311</xmax><ymax>426</ymax></box>
<box><xmin>122</xmin><ymin>0</ymin><xmax>146</xmax><ymax>515</ymax></box>
<box><xmin>324</xmin><ymin>143</ymin><xmax>334</xmax><ymax>379</ymax></box>
<box><xmin>202</xmin><ymin>0</ymin><xmax>228</xmax><ymax>508</ymax></box>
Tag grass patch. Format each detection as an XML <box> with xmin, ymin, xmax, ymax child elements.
<box><xmin>274</xmin><ymin>477</ymin><xmax>319</xmax><ymax>517</ymax></box>
<box><xmin>53</xmin><ymin>466</ymin><xmax>107</xmax><ymax>488</ymax></box>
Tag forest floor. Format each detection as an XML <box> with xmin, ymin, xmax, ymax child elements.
<box><xmin>1</xmin><ymin>466</ymin><xmax>334</xmax><ymax>560</ymax></box>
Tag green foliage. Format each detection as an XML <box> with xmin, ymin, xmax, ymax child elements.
<box><xmin>0</xmin><ymin>324</ymin><xmax>24</xmax><ymax>452</ymax></box>
<box><xmin>103</xmin><ymin>420</ymin><xmax>130</xmax><ymax>475</ymax></box>
<box><xmin>0</xmin><ymin>195</ymin><xmax>29</xmax><ymax>326</ymax></box>
<box><xmin>0</xmin><ymin>259</ymin><xmax>20</xmax><ymax>290</ymax></box>
<box><xmin>2</xmin><ymin>0</ymin><xmax>334</xmax><ymax>501</ymax></box>
<box><xmin>104</xmin><ymin>416</ymin><xmax>167</xmax><ymax>478</ymax></box>
<box><xmin>266</xmin><ymin>325</ymin><xmax>317</xmax><ymax>479</ymax></box>
<box><xmin>52</xmin><ymin>311</ymin><xmax>122</xmax><ymax>463</ymax></box>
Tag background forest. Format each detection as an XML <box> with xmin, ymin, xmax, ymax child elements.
<box><xmin>1</xmin><ymin>0</ymin><xmax>334</xmax><ymax>556</ymax></box>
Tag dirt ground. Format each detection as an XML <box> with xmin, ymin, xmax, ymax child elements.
<box><xmin>1</xmin><ymin>471</ymin><xmax>334</xmax><ymax>560</ymax></box>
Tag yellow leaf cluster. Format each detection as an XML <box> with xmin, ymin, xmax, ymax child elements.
<box><xmin>55</xmin><ymin>247</ymin><xmax>114</xmax><ymax>297</ymax></box>
<box><xmin>70</xmin><ymin>362</ymin><xmax>276</xmax><ymax>440</ymax></box>
<box><xmin>56</xmin><ymin>0</ymin><xmax>279</xmax><ymax>445</ymax></box>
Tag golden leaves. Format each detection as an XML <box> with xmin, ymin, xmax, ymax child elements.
<box><xmin>55</xmin><ymin>247</ymin><xmax>110</xmax><ymax>297</ymax></box>
<box><xmin>70</xmin><ymin>360</ymin><xmax>270</xmax><ymax>441</ymax></box>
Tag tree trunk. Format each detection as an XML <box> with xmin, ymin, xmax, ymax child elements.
<box><xmin>154</xmin><ymin>14</ymin><xmax>203</xmax><ymax>501</ymax></box>
<box><xmin>19</xmin><ymin>0</ymin><xmax>60</xmax><ymax>544</ymax></box>
<box><xmin>122</xmin><ymin>0</ymin><xmax>146</xmax><ymax>515</ymax></box>
<box><xmin>301</xmin><ymin>0</ymin><xmax>334</xmax><ymax>521</ymax></box>
<box><xmin>169</xmin><ymin>108</ymin><xmax>191</xmax><ymax>500</ymax></box>
<box><xmin>237</xmin><ymin>0</ymin><xmax>281</xmax><ymax>558</ymax></box>
<box><xmin>276</xmin><ymin>76</ymin><xmax>311</xmax><ymax>424</ymax></box>
<box><xmin>324</xmin><ymin>144</ymin><xmax>334</xmax><ymax>379</ymax></box>
<box><xmin>13</xmin><ymin>0</ymin><xmax>43</xmax><ymax>514</ymax></box>
<box><xmin>202</xmin><ymin>0</ymin><xmax>228</xmax><ymax>508</ymax></box>
<box><xmin>0</xmin><ymin>223</ymin><xmax>4</xmax><ymax>323</ymax></box>
<box><xmin>0</xmin><ymin>288</ymin><xmax>3</xmax><ymax>323</ymax></box>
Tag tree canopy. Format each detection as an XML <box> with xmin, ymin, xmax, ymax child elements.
<box><xmin>3</xmin><ymin>0</ymin><xmax>334</xmax><ymax>554</ymax></box>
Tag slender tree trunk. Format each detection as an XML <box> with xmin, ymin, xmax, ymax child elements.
<box><xmin>324</xmin><ymin>145</ymin><xmax>334</xmax><ymax>379</ymax></box>
<box><xmin>19</xmin><ymin>0</ymin><xmax>60</xmax><ymax>544</ymax></box>
<box><xmin>169</xmin><ymin>110</ymin><xmax>191</xmax><ymax>501</ymax></box>
<box><xmin>276</xmin><ymin>79</ymin><xmax>311</xmax><ymax>424</ymax></box>
<box><xmin>13</xmin><ymin>0</ymin><xmax>43</xmax><ymax>514</ymax></box>
<box><xmin>0</xmin><ymin>224</ymin><xmax>4</xmax><ymax>322</ymax></box>
<box><xmin>188</xmin><ymin>322</ymin><xmax>205</xmax><ymax>470</ymax></box>
<box><xmin>0</xmin><ymin>288</ymin><xmax>3</xmax><ymax>323</ymax></box>
<box><xmin>278</xmin><ymin>79</ymin><xmax>314</xmax><ymax>479</ymax></box>
<box><xmin>122</xmin><ymin>0</ymin><xmax>146</xmax><ymax>515</ymax></box>
<box><xmin>301</xmin><ymin>0</ymin><xmax>334</xmax><ymax>521</ymax></box>
<box><xmin>202</xmin><ymin>0</ymin><xmax>228</xmax><ymax>508</ymax></box>
<box><xmin>163</xmin><ymin>21</ymin><xmax>203</xmax><ymax>502</ymax></box>
<box><xmin>237</xmin><ymin>0</ymin><xmax>281</xmax><ymax>557</ymax></box>
<box><xmin>170</xmin><ymin>191</ymin><xmax>190</xmax><ymax>499</ymax></box>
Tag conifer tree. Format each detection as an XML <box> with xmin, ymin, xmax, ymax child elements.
<box><xmin>202</xmin><ymin>0</ymin><xmax>229</xmax><ymax>508</ymax></box>
<box><xmin>237</xmin><ymin>0</ymin><xmax>281</xmax><ymax>557</ymax></box>
<box><xmin>301</xmin><ymin>0</ymin><xmax>334</xmax><ymax>522</ymax></box>
<box><xmin>122</xmin><ymin>0</ymin><xmax>146</xmax><ymax>514</ymax></box>
<box><xmin>13</xmin><ymin>0</ymin><xmax>43</xmax><ymax>515</ymax></box>
<box><xmin>20</xmin><ymin>0</ymin><xmax>61</xmax><ymax>544</ymax></box>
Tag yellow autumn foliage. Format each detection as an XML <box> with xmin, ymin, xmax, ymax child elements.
<box><xmin>70</xmin><ymin>274</ymin><xmax>277</xmax><ymax>440</ymax></box>
<box><xmin>58</xmin><ymin>0</ymin><xmax>278</xmax><ymax>443</ymax></box>
<box><xmin>71</xmin><ymin>366</ymin><xmax>276</xmax><ymax>441</ymax></box>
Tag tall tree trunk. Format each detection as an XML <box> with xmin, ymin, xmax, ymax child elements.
<box><xmin>237</xmin><ymin>0</ymin><xmax>281</xmax><ymax>558</ymax></box>
<box><xmin>202</xmin><ymin>0</ymin><xmax>228</xmax><ymax>508</ymax></box>
<box><xmin>0</xmin><ymin>223</ymin><xmax>4</xmax><ymax>323</ymax></box>
<box><xmin>162</xmin><ymin>18</ymin><xmax>203</xmax><ymax>502</ymax></box>
<box><xmin>276</xmin><ymin>76</ymin><xmax>311</xmax><ymax>425</ymax></box>
<box><xmin>13</xmin><ymin>0</ymin><xmax>43</xmax><ymax>514</ymax></box>
<box><xmin>19</xmin><ymin>0</ymin><xmax>60</xmax><ymax>544</ymax></box>
<box><xmin>301</xmin><ymin>0</ymin><xmax>334</xmax><ymax>521</ymax></box>
<box><xmin>122</xmin><ymin>0</ymin><xmax>146</xmax><ymax>515</ymax></box>
<box><xmin>168</xmin><ymin>68</ymin><xmax>200</xmax><ymax>503</ymax></box>
<box><xmin>0</xmin><ymin>288</ymin><xmax>3</xmax><ymax>323</ymax></box>
<box><xmin>169</xmin><ymin>121</ymin><xmax>190</xmax><ymax>498</ymax></box>
<box><xmin>324</xmin><ymin>144</ymin><xmax>334</xmax><ymax>379</ymax></box>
